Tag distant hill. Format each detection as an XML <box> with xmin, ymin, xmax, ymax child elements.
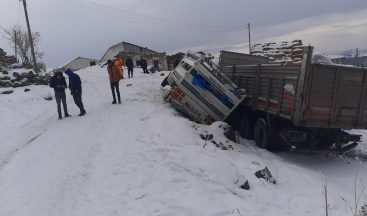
<box><xmin>335</xmin><ymin>48</ymin><xmax>367</xmax><ymax>57</ymax></box>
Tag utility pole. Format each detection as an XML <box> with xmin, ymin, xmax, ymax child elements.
<box><xmin>14</xmin><ymin>31</ymin><xmax>17</xmax><ymax>62</ymax></box>
<box><xmin>248</xmin><ymin>23</ymin><xmax>251</xmax><ymax>54</ymax></box>
<box><xmin>21</xmin><ymin>0</ymin><xmax>38</xmax><ymax>72</ymax></box>
<box><xmin>356</xmin><ymin>48</ymin><xmax>359</xmax><ymax>67</ymax></box>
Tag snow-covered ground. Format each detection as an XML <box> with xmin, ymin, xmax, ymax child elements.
<box><xmin>1</xmin><ymin>66</ymin><xmax>367</xmax><ymax>216</ymax></box>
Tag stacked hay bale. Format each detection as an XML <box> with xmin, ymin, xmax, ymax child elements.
<box><xmin>251</xmin><ymin>40</ymin><xmax>304</xmax><ymax>64</ymax></box>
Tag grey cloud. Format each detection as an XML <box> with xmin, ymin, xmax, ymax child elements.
<box><xmin>0</xmin><ymin>0</ymin><xmax>366</xmax><ymax>66</ymax></box>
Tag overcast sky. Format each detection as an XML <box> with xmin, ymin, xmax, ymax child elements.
<box><xmin>1</xmin><ymin>0</ymin><xmax>367</xmax><ymax>67</ymax></box>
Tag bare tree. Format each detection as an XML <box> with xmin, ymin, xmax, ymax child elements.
<box><xmin>1</xmin><ymin>25</ymin><xmax>43</xmax><ymax>69</ymax></box>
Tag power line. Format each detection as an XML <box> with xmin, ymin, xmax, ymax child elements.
<box><xmin>62</xmin><ymin>0</ymin><xmax>244</xmax><ymax>32</ymax></box>
<box><xmin>83</xmin><ymin>0</ymin><xmax>242</xmax><ymax>29</ymax></box>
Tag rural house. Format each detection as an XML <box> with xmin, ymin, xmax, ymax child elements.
<box><xmin>100</xmin><ymin>41</ymin><xmax>168</xmax><ymax>71</ymax></box>
<box><xmin>62</xmin><ymin>57</ymin><xmax>99</xmax><ymax>71</ymax></box>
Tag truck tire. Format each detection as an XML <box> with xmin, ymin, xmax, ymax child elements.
<box><xmin>254</xmin><ymin>118</ymin><xmax>270</xmax><ymax>149</ymax></box>
<box><xmin>319</xmin><ymin>136</ymin><xmax>334</xmax><ymax>148</ymax></box>
<box><xmin>239</xmin><ymin>113</ymin><xmax>254</xmax><ymax>139</ymax></box>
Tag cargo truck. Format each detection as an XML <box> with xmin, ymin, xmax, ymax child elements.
<box><xmin>163</xmin><ymin>47</ymin><xmax>366</xmax><ymax>153</ymax></box>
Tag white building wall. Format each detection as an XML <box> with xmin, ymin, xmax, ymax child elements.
<box><xmin>100</xmin><ymin>44</ymin><xmax>125</xmax><ymax>63</ymax></box>
<box><xmin>100</xmin><ymin>42</ymin><xmax>157</xmax><ymax>63</ymax></box>
<box><xmin>64</xmin><ymin>58</ymin><xmax>97</xmax><ymax>71</ymax></box>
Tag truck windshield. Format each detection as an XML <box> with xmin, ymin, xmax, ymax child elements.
<box><xmin>202</xmin><ymin>57</ymin><xmax>244</xmax><ymax>99</ymax></box>
<box><xmin>202</xmin><ymin>57</ymin><xmax>231</xmax><ymax>85</ymax></box>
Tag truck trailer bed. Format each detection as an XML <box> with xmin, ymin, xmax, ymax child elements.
<box><xmin>222</xmin><ymin>47</ymin><xmax>367</xmax><ymax>129</ymax></box>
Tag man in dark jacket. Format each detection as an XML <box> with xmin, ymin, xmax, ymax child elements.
<box><xmin>64</xmin><ymin>68</ymin><xmax>86</xmax><ymax>116</ymax></box>
<box><xmin>140</xmin><ymin>57</ymin><xmax>149</xmax><ymax>74</ymax></box>
<box><xmin>49</xmin><ymin>71</ymin><xmax>70</xmax><ymax>119</ymax></box>
<box><xmin>125</xmin><ymin>57</ymin><xmax>134</xmax><ymax>78</ymax></box>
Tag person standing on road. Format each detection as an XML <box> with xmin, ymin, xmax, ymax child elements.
<box><xmin>140</xmin><ymin>56</ymin><xmax>149</xmax><ymax>74</ymax></box>
<box><xmin>107</xmin><ymin>59</ymin><xmax>121</xmax><ymax>104</ymax></box>
<box><xmin>114</xmin><ymin>55</ymin><xmax>124</xmax><ymax>79</ymax></box>
<box><xmin>64</xmin><ymin>68</ymin><xmax>87</xmax><ymax>116</ymax></box>
<box><xmin>125</xmin><ymin>56</ymin><xmax>134</xmax><ymax>78</ymax></box>
<box><xmin>49</xmin><ymin>71</ymin><xmax>70</xmax><ymax>119</ymax></box>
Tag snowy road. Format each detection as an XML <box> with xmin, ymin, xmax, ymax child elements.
<box><xmin>1</xmin><ymin>66</ymin><xmax>367</xmax><ymax>216</ymax></box>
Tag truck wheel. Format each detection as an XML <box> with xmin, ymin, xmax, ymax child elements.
<box><xmin>239</xmin><ymin>113</ymin><xmax>254</xmax><ymax>139</ymax></box>
<box><xmin>254</xmin><ymin>118</ymin><xmax>270</xmax><ymax>149</ymax></box>
<box><xmin>319</xmin><ymin>136</ymin><xmax>334</xmax><ymax>148</ymax></box>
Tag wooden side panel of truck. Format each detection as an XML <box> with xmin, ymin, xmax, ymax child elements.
<box><xmin>299</xmin><ymin>64</ymin><xmax>367</xmax><ymax>128</ymax></box>
<box><xmin>222</xmin><ymin>47</ymin><xmax>365</xmax><ymax>151</ymax></box>
<box><xmin>223</xmin><ymin>47</ymin><xmax>367</xmax><ymax>129</ymax></box>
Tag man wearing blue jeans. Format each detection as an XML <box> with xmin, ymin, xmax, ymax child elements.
<box><xmin>49</xmin><ymin>71</ymin><xmax>70</xmax><ymax>119</ymax></box>
<box><xmin>64</xmin><ymin>68</ymin><xmax>86</xmax><ymax>116</ymax></box>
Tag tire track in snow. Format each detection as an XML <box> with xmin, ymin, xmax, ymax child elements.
<box><xmin>0</xmin><ymin>130</ymin><xmax>47</xmax><ymax>170</ymax></box>
<box><xmin>0</xmin><ymin>101</ymin><xmax>56</xmax><ymax>169</ymax></box>
<box><xmin>52</xmin><ymin>74</ymin><xmax>172</xmax><ymax>214</ymax></box>
<box><xmin>51</xmin><ymin>109</ymin><xmax>110</xmax><ymax>215</ymax></box>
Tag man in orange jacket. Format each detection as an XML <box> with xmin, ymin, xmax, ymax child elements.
<box><xmin>107</xmin><ymin>59</ymin><xmax>121</xmax><ymax>104</ymax></box>
<box><xmin>114</xmin><ymin>55</ymin><xmax>124</xmax><ymax>79</ymax></box>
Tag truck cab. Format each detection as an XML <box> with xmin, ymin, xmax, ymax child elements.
<box><xmin>162</xmin><ymin>51</ymin><xmax>246</xmax><ymax>124</ymax></box>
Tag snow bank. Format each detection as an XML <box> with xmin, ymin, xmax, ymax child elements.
<box><xmin>0</xmin><ymin>65</ymin><xmax>366</xmax><ymax>215</ymax></box>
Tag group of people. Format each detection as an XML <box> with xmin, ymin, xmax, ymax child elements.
<box><xmin>49</xmin><ymin>56</ymin><xmax>150</xmax><ymax>119</ymax></box>
<box><xmin>49</xmin><ymin>68</ymin><xmax>86</xmax><ymax>119</ymax></box>
<box><xmin>122</xmin><ymin>55</ymin><xmax>149</xmax><ymax>77</ymax></box>
<box><xmin>104</xmin><ymin>55</ymin><xmax>150</xmax><ymax>105</ymax></box>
